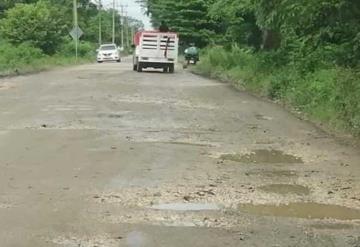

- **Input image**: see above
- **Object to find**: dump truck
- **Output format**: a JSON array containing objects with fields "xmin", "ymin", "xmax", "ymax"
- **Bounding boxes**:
[{"xmin": 133, "ymin": 31, "xmax": 179, "ymax": 73}]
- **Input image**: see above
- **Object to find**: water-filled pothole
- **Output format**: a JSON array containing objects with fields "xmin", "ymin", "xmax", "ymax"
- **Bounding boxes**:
[
  {"xmin": 151, "ymin": 203, "xmax": 220, "ymax": 211},
  {"xmin": 220, "ymin": 150, "xmax": 303, "ymax": 164},
  {"xmin": 239, "ymin": 203, "xmax": 360, "ymax": 220},
  {"xmin": 258, "ymin": 184, "xmax": 310, "ymax": 196}
]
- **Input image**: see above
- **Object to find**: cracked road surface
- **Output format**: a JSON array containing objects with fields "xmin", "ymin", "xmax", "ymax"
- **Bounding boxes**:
[{"xmin": 1, "ymin": 58, "xmax": 360, "ymax": 246}]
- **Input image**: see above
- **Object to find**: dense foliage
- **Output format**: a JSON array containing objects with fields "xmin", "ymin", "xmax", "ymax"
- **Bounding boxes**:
[
  {"xmin": 0, "ymin": 0, "xmax": 143, "ymax": 75},
  {"xmin": 140, "ymin": 0, "xmax": 360, "ymax": 135}
]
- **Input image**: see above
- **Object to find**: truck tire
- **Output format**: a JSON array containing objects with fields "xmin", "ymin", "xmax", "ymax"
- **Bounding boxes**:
[
  {"xmin": 169, "ymin": 64, "xmax": 175, "ymax": 73},
  {"xmin": 137, "ymin": 62, "xmax": 143, "ymax": 72},
  {"xmin": 163, "ymin": 67, "xmax": 168, "ymax": 73},
  {"xmin": 133, "ymin": 64, "xmax": 137, "ymax": 71}
]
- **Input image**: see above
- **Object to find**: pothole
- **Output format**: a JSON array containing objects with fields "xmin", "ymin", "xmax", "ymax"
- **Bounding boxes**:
[
  {"xmin": 258, "ymin": 184, "xmax": 310, "ymax": 196},
  {"xmin": 0, "ymin": 82, "xmax": 16, "ymax": 90},
  {"xmin": 255, "ymin": 114, "xmax": 273, "ymax": 121},
  {"xmin": 239, "ymin": 203, "xmax": 360, "ymax": 220},
  {"xmin": 0, "ymin": 203, "xmax": 12, "ymax": 209},
  {"xmin": 97, "ymin": 112, "xmax": 130, "ymax": 119},
  {"xmin": 247, "ymin": 170, "xmax": 298, "ymax": 177},
  {"xmin": 156, "ymin": 141, "xmax": 215, "ymax": 147},
  {"xmin": 220, "ymin": 150, "xmax": 303, "ymax": 164},
  {"xmin": 51, "ymin": 234, "xmax": 122, "ymax": 247},
  {"xmin": 150, "ymin": 203, "xmax": 221, "ymax": 211},
  {"xmin": 310, "ymin": 223, "xmax": 355, "ymax": 230}
]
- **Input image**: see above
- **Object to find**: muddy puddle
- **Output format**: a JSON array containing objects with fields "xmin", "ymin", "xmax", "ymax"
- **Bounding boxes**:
[
  {"xmin": 220, "ymin": 149, "xmax": 303, "ymax": 164},
  {"xmin": 258, "ymin": 184, "xmax": 310, "ymax": 196},
  {"xmin": 239, "ymin": 203, "xmax": 360, "ymax": 220},
  {"xmin": 151, "ymin": 203, "xmax": 220, "ymax": 211}
]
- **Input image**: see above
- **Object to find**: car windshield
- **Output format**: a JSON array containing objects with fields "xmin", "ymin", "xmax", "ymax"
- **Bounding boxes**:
[{"xmin": 100, "ymin": 45, "xmax": 116, "ymax": 51}]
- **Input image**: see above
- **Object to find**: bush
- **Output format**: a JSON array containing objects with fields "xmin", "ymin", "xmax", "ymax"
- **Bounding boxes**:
[
  {"xmin": 0, "ymin": 41, "xmax": 45, "ymax": 71},
  {"xmin": 0, "ymin": 1, "xmax": 67, "ymax": 54},
  {"xmin": 58, "ymin": 39, "xmax": 95, "ymax": 58}
]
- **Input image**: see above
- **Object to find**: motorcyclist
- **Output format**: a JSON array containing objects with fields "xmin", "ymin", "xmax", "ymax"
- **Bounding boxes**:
[{"xmin": 184, "ymin": 43, "xmax": 199, "ymax": 65}]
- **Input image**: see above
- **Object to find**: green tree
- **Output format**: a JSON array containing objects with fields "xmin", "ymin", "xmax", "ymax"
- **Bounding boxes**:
[{"xmin": 0, "ymin": 1, "xmax": 67, "ymax": 54}]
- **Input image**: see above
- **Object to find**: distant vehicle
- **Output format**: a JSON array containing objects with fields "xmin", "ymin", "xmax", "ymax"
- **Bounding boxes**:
[
  {"xmin": 184, "ymin": 46, "xmax": 199, "ymax": 65},
  {"xmin": 96, "ymin": 44, "xmax": 121, "ymax": 63},
  {"xmin": 133, "ymin": 31, "xmax": 179, "ymax": 73}
]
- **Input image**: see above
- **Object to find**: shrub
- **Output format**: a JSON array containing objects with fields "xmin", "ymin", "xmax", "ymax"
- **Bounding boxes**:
[
  {"xmin": 58, "ymin": 39, "xmax": 95, "ymax": 58},
  {"xmin": 0, "ymin": 41, "xmax": 44, "ymax": 71},
  {"xmin": 0, "ymin": 1, "xmax": 67, "ymax": 54}
]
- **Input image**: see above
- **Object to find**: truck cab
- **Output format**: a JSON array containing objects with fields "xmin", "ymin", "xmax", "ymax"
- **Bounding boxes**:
[{"xmin": 133, "ymin": 31, "xmax": 179, "ymax": 73}]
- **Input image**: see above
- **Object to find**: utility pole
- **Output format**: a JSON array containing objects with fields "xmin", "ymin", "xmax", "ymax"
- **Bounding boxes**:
[
  {"xmin": 120, "ymin": 4, "xmax": 128, "ymax": 49},
  {"xmin": 98, "ymin": 0, "xmax": 102, "ymax": 45},
  {"xmin": 73, "ymin": 0, "xmax": 78, "ymax": 61},
  {"xmin": 112, "ymin": 0, "xmax": 116, "ymax": 44},
  {"xmin": 125, "ymin": 11, "xmax": 129, "ymax": 48}
]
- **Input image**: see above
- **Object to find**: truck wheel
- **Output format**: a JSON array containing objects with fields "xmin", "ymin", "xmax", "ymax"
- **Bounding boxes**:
[
  {"xmin": 137, "ymin": 62, "xmax": 143, "ymax": 72},
  {"xmin": 163, "ymin": 67, "xmax": 168, "ymax": 73},
  {"xmin": 169, "ymin": 64, "xmax": 175, "ymax": 73},
  {"xmin": 133, "ymin": 64, "xmax": 137, "ymax": 71}
]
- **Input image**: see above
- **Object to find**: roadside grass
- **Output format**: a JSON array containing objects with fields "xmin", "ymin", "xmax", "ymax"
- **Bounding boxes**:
[
  {"xmin": 194, "ymin": 46, "xmax": 360, "ymax": 137},
  {"xmin": 0, "ymin": 41, "xmax": 95, "ymax": 77}
]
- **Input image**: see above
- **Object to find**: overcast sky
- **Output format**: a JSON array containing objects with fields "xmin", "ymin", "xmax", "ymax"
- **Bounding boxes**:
[{"xmin": 102, "ymin": 0, "xmax": 152, "ymax": 29}]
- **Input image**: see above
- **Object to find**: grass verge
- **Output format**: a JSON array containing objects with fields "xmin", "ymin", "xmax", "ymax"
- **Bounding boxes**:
[
  {"xmin": 0, "ymin": 41, "xmax": 95, "ymax": 77},
  {"xmin": 194, "ymin": 46, "xmax": 360, "ymax": 137}
]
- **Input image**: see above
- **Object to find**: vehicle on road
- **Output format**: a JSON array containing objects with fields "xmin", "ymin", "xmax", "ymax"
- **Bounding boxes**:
[
  {"xmin": 96, "ymin": 44, "xmax": 121, "ymax": 63},
  {"xmin": 184, "ymin": 45, "xmax": 199, "ymax": 65},
  {"xmin": 133, "ymin": 31, "xmax": 179, "ymax": 73}
]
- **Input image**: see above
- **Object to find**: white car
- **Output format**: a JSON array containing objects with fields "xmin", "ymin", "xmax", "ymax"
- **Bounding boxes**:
[{"xmin": 97, "ymin": 44, "xmax": 121, "ymax": 63}]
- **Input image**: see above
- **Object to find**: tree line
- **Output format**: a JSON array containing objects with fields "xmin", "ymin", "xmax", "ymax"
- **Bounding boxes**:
[
  {"xmin": 140, "ymin": 0, "xmax": 360, "ymax": 67},
  {"xmin": 0, "ymin": 0, "xmax": 144, "ymax": 55}
]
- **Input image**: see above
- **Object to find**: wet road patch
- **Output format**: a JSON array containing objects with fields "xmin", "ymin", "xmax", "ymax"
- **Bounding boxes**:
[
  {"xmin": 220, "ymin": 150, "xmax": 303, "ymax": 164},
  {"xmin": 239, "ymin": 203, "xmax": 360, "ymax": 220},
  {"xmin": 258, "ymin": 184, "xmax": 310, "ymax": 196}
]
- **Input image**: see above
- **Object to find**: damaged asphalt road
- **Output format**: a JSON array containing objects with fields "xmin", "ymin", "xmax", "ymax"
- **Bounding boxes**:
[{"xmin": 0, "ymin": 58, "xmax": 360, "ymax": 246}]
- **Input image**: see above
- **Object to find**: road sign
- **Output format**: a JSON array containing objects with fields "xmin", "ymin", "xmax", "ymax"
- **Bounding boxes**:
[{"xmin": 70, "ymin": 26, "xmax": 83, "ymax": 40}]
